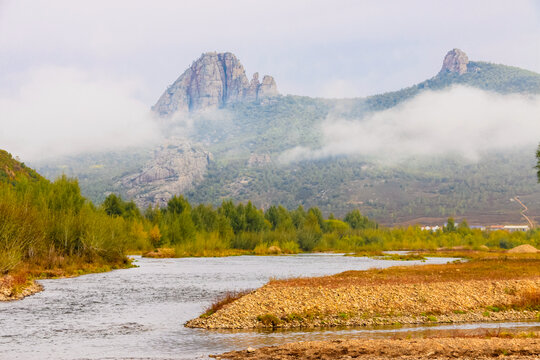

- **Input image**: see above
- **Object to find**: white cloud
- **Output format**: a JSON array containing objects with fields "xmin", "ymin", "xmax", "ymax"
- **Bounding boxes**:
[
  {"xmin": 0, "ymin": 67, "xmax": 161, "ymax": 161},
  {"xmin": 281, "ymin": 86, "xmax": 540, "ymax": 162}
]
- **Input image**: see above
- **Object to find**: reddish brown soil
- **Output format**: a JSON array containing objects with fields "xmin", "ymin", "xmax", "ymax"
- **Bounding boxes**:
[{"xmin": 213, "ymin": 335, "xmax": 540, "ymax": 359}]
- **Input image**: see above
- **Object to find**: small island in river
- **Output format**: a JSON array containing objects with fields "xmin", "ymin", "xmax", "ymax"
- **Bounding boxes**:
[{"xmin": 188, "ymin": 251, "xmax": 540, "ymax": 330}]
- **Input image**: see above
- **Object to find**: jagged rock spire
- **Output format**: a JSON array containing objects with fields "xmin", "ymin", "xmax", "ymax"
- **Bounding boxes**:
[
  {"xmin": 440, "ymin": 48, "xmax": 469, "ymax": 75},
  {"xmin": 152, "ymin": 52, "xmax": 278, "ymax": 116}
]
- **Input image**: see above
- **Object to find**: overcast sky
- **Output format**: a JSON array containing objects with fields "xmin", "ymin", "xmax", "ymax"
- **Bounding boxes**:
[
  {"xmin": 1, "ymin": 1, "xmax": 540, "ymax": 161},
  {"xmin": 1, "ymin": 0, "xmax": 539, "ymax": 102}
]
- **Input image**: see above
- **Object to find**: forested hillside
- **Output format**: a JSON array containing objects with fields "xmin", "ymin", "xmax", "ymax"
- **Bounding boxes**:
[
  {"xmin": 32, "ymin": 50, "xmax": 540, "ymax": 226},
  {"xmin": 3, "ymin": 148, "xmax": 540, "ymax": 295}
]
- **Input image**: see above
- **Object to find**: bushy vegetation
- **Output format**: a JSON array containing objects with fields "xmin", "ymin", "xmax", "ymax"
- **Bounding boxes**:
[
  {"xmin": 0, "ymin": 150, "xmax": 135, "ymax": 278},
  {"xmin": 112, "ymin": 193, "xmax": 539, "ymax": 257},
  {"xmin": 139, "ymin": 196, "xmax": 378, "ymax": 256},
  {"xmin": 2, "ymin": 147, "xmax": 539, "ymax": 288}
]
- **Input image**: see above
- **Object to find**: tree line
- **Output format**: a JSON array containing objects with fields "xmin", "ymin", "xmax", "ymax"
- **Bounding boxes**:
[{"xmin": 2, "ymin": 145, "xmax": 539, "ymax": 277}]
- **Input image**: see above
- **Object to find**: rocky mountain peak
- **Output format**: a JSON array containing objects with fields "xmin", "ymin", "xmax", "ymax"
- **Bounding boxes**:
[
  {"xmin": 152, "ymin": 52, "xmax": 279, "ymax": 116},
  {"xmin": 440, "ymin": 48, "xmax": 469, "ymax": 75}
]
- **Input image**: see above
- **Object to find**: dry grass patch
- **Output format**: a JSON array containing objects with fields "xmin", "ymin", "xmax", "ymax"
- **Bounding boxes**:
[
  {"xmin": 143, "ymin": 248, "xmax": 176, "ymax": 258},
  {"xmin": 201, "ymin": 289, "xmax": 253, "ymax": 318},
  {"xmin": 1, "ymin": 256, "xmax": 133, "ymax": 300},
  {"xmin": 269, "ymin": 255, "xmax": 540, "ymax": 288},
  {"xmin": 512, "ymin": 286, "xmax": 540, "ymax": 311}
]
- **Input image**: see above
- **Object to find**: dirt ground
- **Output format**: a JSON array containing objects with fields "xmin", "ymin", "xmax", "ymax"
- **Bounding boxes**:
[{"xmin": 212, "ymin": 335, "xmax": 540, "ymax": 359}]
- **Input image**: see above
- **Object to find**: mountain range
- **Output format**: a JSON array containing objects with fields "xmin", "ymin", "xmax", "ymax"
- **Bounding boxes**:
[{"xmin": 34, "ymin": 49, "xmax": 540, "ymax": 226}]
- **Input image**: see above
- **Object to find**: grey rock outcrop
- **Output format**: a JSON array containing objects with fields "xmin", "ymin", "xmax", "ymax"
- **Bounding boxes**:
[
  {"xmin": 119, "ymin": 140, "xmax": 212, "ymax": 208},
  {"xmin": 247, "ymin": 153, "xmax": 272, "ymax": 167},
  {"xmin": 440, "ymin": 49, "xmax": 469, "ymax": 75},
  {"xmin": 259, "ymin": 75, "xmax": 279, "ymax": 97},
  {"xmin": 152, "ymin": 52, "xmax": 279, "ymax": 116}
]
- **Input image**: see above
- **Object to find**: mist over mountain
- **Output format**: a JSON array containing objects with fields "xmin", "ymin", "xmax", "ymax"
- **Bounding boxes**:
[{"xmin": 34, "ymin": 49, "xmax": 540, "ymax": 225}]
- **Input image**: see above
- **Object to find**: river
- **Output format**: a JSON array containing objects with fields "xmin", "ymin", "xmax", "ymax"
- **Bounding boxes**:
[{"xmin": 0, "ymin": 254, "xmax": 538, "ymax": 359}]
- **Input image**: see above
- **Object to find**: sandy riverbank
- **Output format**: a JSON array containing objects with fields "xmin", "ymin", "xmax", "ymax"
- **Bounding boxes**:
[{"xmin": 212, "ymin": 335, "xmax": 540, "ymax": 359}]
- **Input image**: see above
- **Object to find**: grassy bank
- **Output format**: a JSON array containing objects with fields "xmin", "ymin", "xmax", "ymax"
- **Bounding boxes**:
[
  {"xmin": 187, "ymin": 253, "xmax": 540, "ymax": 329},
  {"xmin": 0, "ymin": 256, "xmax": 133, "ymax": 301},
  {"xmin": 0, "ymin": 150, "xmax": 138, "ymax": 301}
]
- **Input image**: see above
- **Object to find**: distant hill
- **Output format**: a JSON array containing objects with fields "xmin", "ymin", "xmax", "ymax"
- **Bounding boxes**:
[
  {"xmin": 330, "ymin": 48, "xmax": 540, "ymax": 119},
  {"xmin": 34, "ymin": 49, "xmax": 540, "ymax": 226},
  {"xmin": 0, "ymin": 150, "xmax": 43, "ymax": 184}
]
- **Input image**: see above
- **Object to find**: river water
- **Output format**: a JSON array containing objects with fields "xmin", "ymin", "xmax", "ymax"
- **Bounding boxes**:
[{"xmin": 0, "ymin": 254, "xmax": 538, "ymax": 359}]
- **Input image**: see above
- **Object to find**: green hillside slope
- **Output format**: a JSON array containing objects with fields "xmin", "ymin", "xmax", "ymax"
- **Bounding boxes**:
[
  {"xmin": 32, "ymin": 54, "xmax": 540, "ymax": 226},
  {"xmin": 0, "ymin": 150, "xmax": 43, "ymax": 184}
]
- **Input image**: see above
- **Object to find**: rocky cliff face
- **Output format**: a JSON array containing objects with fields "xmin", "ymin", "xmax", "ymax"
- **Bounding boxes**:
[
  {"xmin": 152, "ymin": 52, "xmax": 278, "ymax": 116},
  {"xmin": 247, "ymin": 153, "xmax": 272, "ymax": 167},
  {"xmin": 119, "ymin": 140, "xmax": 212, "ymax": 207},
  {"xmin": 440, "ymin": 48, "xmax": 469, "ymax": 75}
]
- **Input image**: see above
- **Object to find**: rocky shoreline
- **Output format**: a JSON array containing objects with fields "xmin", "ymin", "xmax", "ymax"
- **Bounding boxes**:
[
  {"xmin": 212, "ymin": 335, "xmax": 540, "ymax": 359},
  {"xmin": 186, "ymin": 278, "xmax": 540, "ymax": 329},
  {"xmin": 0, "ymin": 277, "xmax": 42, "ymax": 301}
]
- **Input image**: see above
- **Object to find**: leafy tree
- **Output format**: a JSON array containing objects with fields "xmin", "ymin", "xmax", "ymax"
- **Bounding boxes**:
[
  {"xmin": 148, "ymin": 224, "xmax": 162, "ymax": 249},
  {"xmin": 123, "ymin": 201, "xmax": 141, "ymax": 219},
  {"xmin": 192, "ymin": 204, "xmax": 218, "ymax": 232},
  {"xmin": 144, "ymin": 205, "xmax": 162, "ymax": 225},
  {"xmin": 264, "ymin": 205, "xmax": 280, "ymax": 230},
  {"xmin": 244, "ymin": 201, "xmax": 268, "ymax": 232},
  {"xmin": 444, "ymin": 217, "xmax": 457, "ymax": 232},
  {"xmin": 48, "ymin": 175, "xmax": 85, "ymax": 213},
  {"xmin": 458, "ymin": 219, "xmax": 469, "ymax": 230},
  {"xmin": 167, "ymin": 195, "xmax": 191, "ymax": 215},
  {"xmin": 103, "ymin": 194, "xmax": 124, "ymax": 217},
  {"xmin": 344, "ymin": 209, "xmax": 377, "ymax": 230},
  {"xmin": 308, "ymin": 207, "xmax": 325, "ymax": 232},
  {"xmin": 167, "ymin": 211, "xmax": 196, "ymax": 244},
  {"xmin": 291, "ymin": 205, "xmax": 306, "ymax": 229},
  {"xmin": 217, "ymin": 214, "xmax": 234, "ymax": 242},
  {"xmin": 325, "ymin": 219, "xmax": 349, "ymax": 237},
  {"xmin": 218, "ymin": 200, "xmax": 245, "ymax": 234},
  {"xmin": 297, "ymin": 211, "xmax": 322, "ymax": 251}
]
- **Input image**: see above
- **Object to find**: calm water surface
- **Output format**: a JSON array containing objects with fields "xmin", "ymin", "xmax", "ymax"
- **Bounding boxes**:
[{"xmin": 0, "ymin": 254, "xmax": 537, "ymax": 359}]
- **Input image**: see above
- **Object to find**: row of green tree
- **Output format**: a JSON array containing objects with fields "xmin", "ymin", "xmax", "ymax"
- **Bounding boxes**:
[
  {"xmin": 103, "ymin": 193, "xmax": 378, "ymax": 256},
  {"xmin": 2, "ymin": 144, "xmax": 539, "ymax": 275},
  {"xmin": 103, "ymin": 193, "xmax": 540, "ymax": 257}
]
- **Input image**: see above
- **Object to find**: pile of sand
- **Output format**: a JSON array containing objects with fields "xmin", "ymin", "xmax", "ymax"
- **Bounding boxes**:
[{"xmin": 508, "ymin": 244, "xmax": 539, "ymax": 254}]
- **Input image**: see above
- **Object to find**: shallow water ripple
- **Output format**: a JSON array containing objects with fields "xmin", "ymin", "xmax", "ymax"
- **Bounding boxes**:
[{"xmin": 0, "ymin": 254, "xmax": 537, "ymax": 359}]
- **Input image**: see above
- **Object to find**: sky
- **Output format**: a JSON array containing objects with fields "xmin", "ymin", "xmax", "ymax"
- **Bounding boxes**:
[
  {"xmin": 1, "ymin": 0, "xmax": 539, "ymax": 101},
  {"xmin": 0, "ymin": 0, "xmax": 539, "ymax": 161}
]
